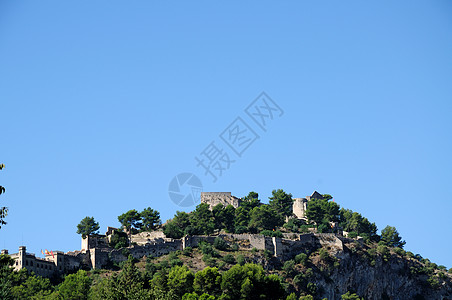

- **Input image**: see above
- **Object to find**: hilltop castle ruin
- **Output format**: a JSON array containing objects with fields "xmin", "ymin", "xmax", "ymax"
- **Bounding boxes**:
[
  {"xmin": 201, "ymin": 190, "xmax": 324, "ymax": 220},
  {"xmin": 3, "ymin": 190, "xmax": 333, "ymax": 278}
]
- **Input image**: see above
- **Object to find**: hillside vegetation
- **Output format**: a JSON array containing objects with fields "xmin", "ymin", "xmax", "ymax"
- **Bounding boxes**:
[{"xmin": 1, "ymin": 190, "xmax": 451, "ymax": 299}]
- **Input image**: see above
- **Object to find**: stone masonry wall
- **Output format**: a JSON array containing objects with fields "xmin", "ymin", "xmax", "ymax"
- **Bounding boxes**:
[
  {"xmin": 181, "ymin": 233, "xmax": 342, "ymax": 260},
  {"xmin": 201, "ymin": 192, "xmax": 241, "ymax": 209}
]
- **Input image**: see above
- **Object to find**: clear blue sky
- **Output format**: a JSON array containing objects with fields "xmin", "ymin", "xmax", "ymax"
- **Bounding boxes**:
[{"xmin": 1, "ymin": 1, "xmax": 451, "ymax": 267}]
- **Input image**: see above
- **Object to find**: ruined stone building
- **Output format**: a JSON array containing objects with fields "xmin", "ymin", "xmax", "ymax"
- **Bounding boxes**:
[{"xmin": 201, "ymin": 192, "xmax": 241, "ymax": 209}]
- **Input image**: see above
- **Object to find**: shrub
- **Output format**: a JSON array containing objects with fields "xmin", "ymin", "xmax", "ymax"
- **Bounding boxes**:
[
  {"xmin": 236, "ymin": 254, "xmax": 245, "ymax": 266},
  {"xmin": 222, "ymin": 254, "xmax": 236, "ymax": 264},
  {"xmin": 218, "ymin": 261, "xmax": 226, "ymax": 270},
  {"xmin": 183, "ymin": 247, "xmax": 193, "ymax": 256},
  {"xmin": 438, "ymin": 265, "xmax": 447, "ymax": 271},
  {"xmin": 199, "ymin": 241, "xmax": 219, "ymax": 257},
  {"xmin": 300, "ymin": 225, "xmax": 310, "ymax": 233},
  {"xmin": 145, "ymin": 262, "xmax": 157, "ymax": 278},
  {"xmin": 213, "ymin": 237, "xmax": 228, "ymax": 251},
  {"xmin": 231, "ymin": 243, "xmax": 239, "ymax": 251},
  {"xmin": 427, "ymin": 275, "xmax": 440, "ymax": 289},
  {"xmin": 202, "ymin": 254, "xmax": 217, "ymax": 267},
  {"xmin": 283, "ymin": 260, "xmax": 296, "ymax": 277},
  {"xmin": 284, "ymin": 218, "xmax": 303, "ymax": 232},
  {"xmin": 260, "ymin": 230, "xmax": 273, "ymax": 237},
  {"xmin": 377, "ymin": 245, "xmax": 390, "ymax": 261},
  {"xmin": 405, "ymin": 251, "xmax": 415, "ymax": 259},
  {"xmin": 319, "ymin": 248, "xmax": 330, "ymax": 261},
  {"xmin": 121, "ymin": 248, "xmax": 130, "ymax": 258},
  {"xmin": 158, "ymin": 259, "xmax": 169, "ymax": 269},
  {"xmin": 109, "ymin": 231, "xmax": 129, "ymax": 249},
  {"xmin": 341, "ymin": 291, "xmax": 363, "ymax": 299},
  {"xmin": 295, "ymin": 253, "xmax": 309, "ymax": 266},
  {"xmin": 263, "ymin": 249, "xmax": 273, "ymax": 259},
  {"xmin": 235, "ymin": 225, "xmax": 247, "ymax": 234},
  {"xmin": 286, "ymin": 292, "xmax": 297, "ymax": 300},
  {"xmin": 273, "ymin": 230, "xmax": 283, "ymax": 238},
  {"xmin": 317, "ymin": 223, "xmax": 329, "ymax": 233},
  {"xmin": 348, "ymin": 231, "xmax": 358, "ymax": 238},
  {"xmin": 260, "ymin": 230, "xmax": 283, "ymax": 237},
  {"xmin": 169, "ymin": 258, "xmax": 183, "ymax": 267},
  {"xmin": 168, "ymin": 251, "xmax": 179, "ymax": 260},
  {"xmin": 393, "ymin": 247, "xmax": 405, "ymax": 256},
  {"xmin": 307, "ymin": 282, "xmax": 317, "ymax": 295}
]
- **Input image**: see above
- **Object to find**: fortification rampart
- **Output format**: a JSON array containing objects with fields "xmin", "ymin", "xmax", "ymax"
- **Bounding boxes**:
[{"xmin": 181, "ymin": 233, "xmax": 343, "ymax": 260}]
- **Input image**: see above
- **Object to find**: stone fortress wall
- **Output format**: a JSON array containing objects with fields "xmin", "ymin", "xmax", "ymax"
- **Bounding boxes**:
[{"xmin": 5, "ymin": 191, "xmax": 339, "ymax": 276}]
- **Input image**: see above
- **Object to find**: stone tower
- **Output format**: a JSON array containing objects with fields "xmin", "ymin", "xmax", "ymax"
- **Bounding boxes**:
[
  {"xmin": 293, "ymin": 198, "xmax": 308, "ymax": 219},
  {"xmin": 292, "ymin": 191, "xmax": 324, "ymax": 219}
]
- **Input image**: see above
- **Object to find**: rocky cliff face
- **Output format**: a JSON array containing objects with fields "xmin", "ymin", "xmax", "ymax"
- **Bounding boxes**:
[{"xmin": 302, "ymin": 240, "xmax": 452, "ymax": 300}]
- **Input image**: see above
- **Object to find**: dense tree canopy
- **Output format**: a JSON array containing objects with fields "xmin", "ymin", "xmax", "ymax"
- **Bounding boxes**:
[
  {"xmin": 339, "ymin": 209, "xmax": 378, "ymax": 241},
  {"xmin": 118, "ymin": 209, "xmax": 142, "ymax": 233},
  {"xmin": 268, "ymin": 189, "xmax": 293, "ymax": 218},
  {"xmin": 140, "ymin": 207, "xmax": 161, "ymax": 231},
  {"xmin": 305, "ymin": 197, "xmax": 340, "ymax": 226},
  {"xmin": 248, "ymin": 205, "xmax": 283, "ymax": 233},
  {"xmin": 163, "ymin": 211, "xmax": 191, "ymax": 239}
]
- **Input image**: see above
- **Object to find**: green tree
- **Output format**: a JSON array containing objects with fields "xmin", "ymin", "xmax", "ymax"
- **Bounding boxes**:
[
  {"xmin": 339, "ymin": 209, "xmax": 378, "ymax": 241},
  {"xmin": 306, "ymin": 197, "xmax": 340, "ymax": 227},
  {"xmin": 248, "ymin": 205, "xmax": 283, "ymax": 233},
  {"xmin": 0, "ymin": 164, "xmax": 7, "ymax": 229},
  {"xmin": 268, "ymin": 189, "xmax": 293, "ymax": 218},
  {"xmin": 193, "ymin": 266, "xmax": 222, "ymax": 296},
  {"xmin": 189, "ymin": 203, "xmax": 215, "ymax": 235},
  {"xmin": 0, "ymin": 254, "xmax": 16, "ymax": 300},
  {"xmin": 109, "ymin": 256, "xmax": 150, "ymax": 299},
  {"xmin": 58, "ymin": 270, "xmax": 92, "ymax": 300},
  {"xmin": 234, "ymin": 207, "xmax": 250, "ymax": 234},
  {"xmin": 241, "ymin": 191, "xmax": 261, "ymax": 211},
  {"xmin": 212, "ymin": 204, "xmax": 226, "ymax": 231},
  {"xmin": 11, "ymin": 274, "xmax": 53, "ymax": 299},
  {"xmin": 305, "ymin": 200, "xmax": 324, "ymax": 226},
  {"xmin": 220, "ymin": 263, "xmax": 284, "ymax": 300},
  {"xmin": 380, "ymin": 225, "xmax": 406, "ymax": 248},
  {"xmin": 167, "ymin": 265, "xmax": 194, "ymax": 297},
  {"xmin": 76, "ymin": 216, "xmax": 100, "ymax": 239},
  {"xmin": 109, "ymin": 231, "xmax": 129, "ymax": 249},
  {"xmin": 212, "ymin": 204, "xmax": 235, "ymax": 233},
  {"xmin": 118, "ymin": 209, "xmax": 142, "ymax": 234},
  {"xmin": 163, "ymin": 211, "xmax": 190, "ymax": 239},
  {"xmin": 140, "ymin": 207, "xmax": 161, "ymax": 231}
]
